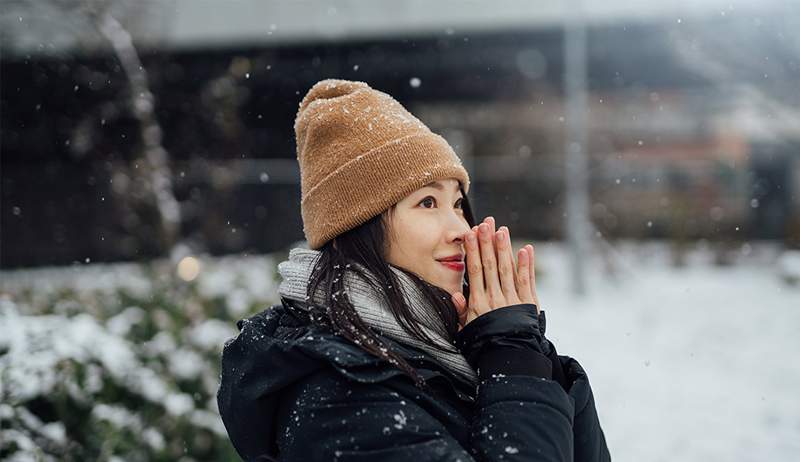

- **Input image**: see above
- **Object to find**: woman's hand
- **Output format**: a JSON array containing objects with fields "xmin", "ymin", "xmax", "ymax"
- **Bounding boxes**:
[{"xmin": 452, "ymin": 217, "xmax": 540, "ymax": 330}]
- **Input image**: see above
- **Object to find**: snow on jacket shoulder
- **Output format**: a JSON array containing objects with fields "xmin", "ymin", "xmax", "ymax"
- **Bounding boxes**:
[{"xmin": 216, "ymin": 299, "xmax": 611, "ymax": 462}]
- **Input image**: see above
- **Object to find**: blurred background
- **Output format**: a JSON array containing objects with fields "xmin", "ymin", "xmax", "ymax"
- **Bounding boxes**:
[{"xmin": 1, "ymin": 0, "xmax": 799, "ymax": 460}]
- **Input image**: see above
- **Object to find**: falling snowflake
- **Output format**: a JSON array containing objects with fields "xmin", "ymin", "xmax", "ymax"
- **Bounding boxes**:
[{"xmin": 393, "ymin": 410, "xmax": 407, "ymax": 429}]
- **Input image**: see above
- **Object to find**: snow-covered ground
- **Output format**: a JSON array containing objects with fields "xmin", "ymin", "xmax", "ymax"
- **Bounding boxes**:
[
  {"xmin": 526, "ymin": 240, "xmax": 800, "ymax": 462},
  {"xmin": 2, "ymin": 240, "xmax": 798, "ymax": 460}
]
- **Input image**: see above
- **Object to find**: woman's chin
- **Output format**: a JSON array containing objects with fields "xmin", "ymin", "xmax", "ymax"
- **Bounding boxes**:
[
  {"xmin": 430, "ymin": 279, "xmax": 459, "ymax": 296},
  {"xmin": 420, "ymin": 267, "xmax": 463, "ymax": 296},
  {"xmin": 432, "ymin": 270, "xmax": 462, "ymax": 294},
  {"xmin": 442, "ymin": 282, "xmax": 462, "ymax": 297}
]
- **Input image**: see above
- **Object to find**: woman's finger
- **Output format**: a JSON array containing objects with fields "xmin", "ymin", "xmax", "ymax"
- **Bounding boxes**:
[
  {"xmin": 478, "ymin": 222, "xmax": 503, "ymax": 306},
  {"xmin": 464, "ymin": 229, "xmax": 486, "ymax": 307},
  {"xmin": 526, "ymin": 245, "xmax": 540, "ymax": 310},
  {"xmin": 451, "ymin": 292, "xmax": 467, "ymax": 330},
  {"xmin": 495, "ymin": 226, "xmax": 520, "ymax": 304},
  {"xmin": 516, "ymin": 247, "xmax": 535, "ymax": 304}
]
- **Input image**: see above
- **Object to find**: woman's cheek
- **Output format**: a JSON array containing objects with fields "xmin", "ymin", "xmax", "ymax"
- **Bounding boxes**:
[{"xmin": 414, "ymin": 224, "xmax": 435, "ymax": 244}]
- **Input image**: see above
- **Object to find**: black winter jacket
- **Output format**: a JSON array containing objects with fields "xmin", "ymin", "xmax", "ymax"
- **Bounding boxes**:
[{"xmin": 217, "ymin": 298, "xmax": 611, "ymax": 461}]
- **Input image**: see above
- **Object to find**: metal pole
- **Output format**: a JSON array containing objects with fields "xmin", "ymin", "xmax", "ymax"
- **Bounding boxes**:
[{"xmin": 564, "ymin": 0, "xmax": 590, "ymax": 296}]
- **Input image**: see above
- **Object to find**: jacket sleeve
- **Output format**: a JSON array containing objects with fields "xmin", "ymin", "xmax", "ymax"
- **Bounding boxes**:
[
  {"xmin": 456, "ymin": 304, "xmax": 576, "ymax": 461},
  {"xmin": 456, "ymin": 304, "xmax": 611, "ymax": 461}
]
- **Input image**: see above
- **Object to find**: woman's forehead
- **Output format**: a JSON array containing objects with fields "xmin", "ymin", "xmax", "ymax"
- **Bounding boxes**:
[{"xmin": 421, "ymin": 179, "xmax": 461, "ymax": 192}]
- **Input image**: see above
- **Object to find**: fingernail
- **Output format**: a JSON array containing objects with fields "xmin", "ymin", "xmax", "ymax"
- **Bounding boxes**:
[
  {"xmin": 467, "ymin": 231, "xmax": 476, "ymax": 242},
  {"xmin": 479, "ymin": 223, "xmax": 488, "ymax": 234}
]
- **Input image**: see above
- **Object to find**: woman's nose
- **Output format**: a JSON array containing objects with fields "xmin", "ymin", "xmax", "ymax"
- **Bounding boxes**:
[{"xmin": 447, "ymin": 216, "xmax": 470, "ymax": 243}]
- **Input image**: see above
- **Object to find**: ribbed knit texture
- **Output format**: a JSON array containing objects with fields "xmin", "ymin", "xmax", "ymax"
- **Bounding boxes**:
[
  {"xmin": 294, "ymin": 79, "xmax": 470, "ymax": 249},
  {"xmin": 277, "ymin": 247, "xmax": 479, "ymax": 388}
]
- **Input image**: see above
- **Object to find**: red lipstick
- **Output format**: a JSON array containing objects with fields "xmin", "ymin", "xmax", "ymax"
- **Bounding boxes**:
[
  {"xmin": 436, "ymin": 254, "xmax": 465, "ymax": 272},
  {"xmin": 439, "ymin": 261, "xmax": 465, "ymax": 271}
]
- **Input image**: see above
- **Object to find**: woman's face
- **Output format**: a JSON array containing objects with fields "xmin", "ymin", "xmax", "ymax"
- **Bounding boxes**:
[{"xmin": 385, "ymin": 178, "xmax": 470, "ymax": 295}]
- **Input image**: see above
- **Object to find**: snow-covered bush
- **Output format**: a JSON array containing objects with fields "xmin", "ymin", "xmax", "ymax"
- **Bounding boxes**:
[{"xmin": 0, "ymin": 255, "xmax": 281, "ymax": 461}]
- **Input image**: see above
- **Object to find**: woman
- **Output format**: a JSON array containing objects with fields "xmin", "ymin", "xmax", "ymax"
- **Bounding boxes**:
[{"xmin": 217, "ymin": 79, "xmax": 611, "ymax": 461}]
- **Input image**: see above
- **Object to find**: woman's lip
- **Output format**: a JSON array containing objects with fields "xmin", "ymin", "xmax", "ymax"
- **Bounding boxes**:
[{"xmin": 439, "ymin": 261, "xmax": 465, "ymax": 271}]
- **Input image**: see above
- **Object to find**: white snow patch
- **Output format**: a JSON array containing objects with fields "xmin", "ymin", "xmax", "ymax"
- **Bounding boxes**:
[{"xmin": 528, "ymin": 240, "xmax": 800, "ymax": 462}]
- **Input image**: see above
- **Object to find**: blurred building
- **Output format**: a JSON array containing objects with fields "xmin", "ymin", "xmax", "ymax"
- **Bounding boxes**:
[{"xmin": 2, "ymin": 0, "xmax": 799, "ymax": 267}]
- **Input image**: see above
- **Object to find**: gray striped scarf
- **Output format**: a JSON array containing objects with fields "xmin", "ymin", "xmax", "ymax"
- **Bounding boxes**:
[{"xmin": 277, "ymin": 247, "xmax": 479, "ymax": 387}]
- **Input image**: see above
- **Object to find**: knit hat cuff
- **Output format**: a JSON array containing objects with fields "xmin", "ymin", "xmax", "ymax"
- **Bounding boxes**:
[{"xmin": 301, "ymin": 132, "xmax": 470, "ymax": 249}]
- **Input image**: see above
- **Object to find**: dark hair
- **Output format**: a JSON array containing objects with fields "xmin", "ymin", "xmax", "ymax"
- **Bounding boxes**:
[{"xmin": 299, "ymin": 185, "xmax": 476, "ymax": 390}]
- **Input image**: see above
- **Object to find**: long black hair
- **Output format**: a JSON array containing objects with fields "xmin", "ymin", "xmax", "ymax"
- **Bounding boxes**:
[{"xmin": 297, "ymin": 185, "xmax": 476, "ymax": 390}]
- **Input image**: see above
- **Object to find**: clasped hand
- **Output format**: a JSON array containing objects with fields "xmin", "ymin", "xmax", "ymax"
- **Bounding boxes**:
[{"xmin": 452, "ymin": 217, "xmax": 541, "ymax": 330}]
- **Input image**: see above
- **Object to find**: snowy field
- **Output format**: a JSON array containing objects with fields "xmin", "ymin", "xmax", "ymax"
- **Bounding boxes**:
[
  {"xmin": 526, "ymin": 240, "xmax": 800, "ymax": 462},
  {"xmin": 1, "ymin": 240, "xmax": 798, "ymax": 461}
]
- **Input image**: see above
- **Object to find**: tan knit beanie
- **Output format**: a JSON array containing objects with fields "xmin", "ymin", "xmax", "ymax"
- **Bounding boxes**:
[{"xmin": 294, "ymin": 79, "xmax": 471, "ymax": 250}]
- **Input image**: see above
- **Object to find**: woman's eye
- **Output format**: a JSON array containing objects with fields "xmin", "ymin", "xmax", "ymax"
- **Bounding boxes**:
[
  {"xmin": 419, "ymin": 196, "xmax": 463, "ymax": 209},
  {"xmin": 419, "ymin": 196, "xmax": 436, "ymax": 208}
]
